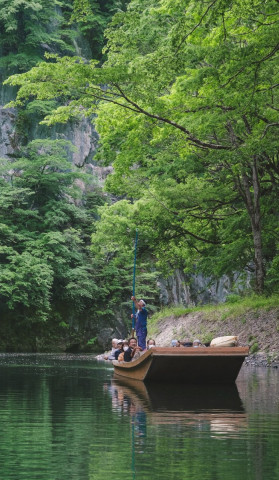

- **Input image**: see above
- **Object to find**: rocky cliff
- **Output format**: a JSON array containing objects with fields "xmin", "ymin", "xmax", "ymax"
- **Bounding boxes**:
[{"xmin": 158, "ymin": 269, "xmax": 252, "ymax": 307}]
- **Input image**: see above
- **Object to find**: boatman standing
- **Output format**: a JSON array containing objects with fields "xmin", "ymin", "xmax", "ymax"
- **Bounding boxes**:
[{"xmin": 131, "ymin": 296, "xmax": 148, "ymax": 351}]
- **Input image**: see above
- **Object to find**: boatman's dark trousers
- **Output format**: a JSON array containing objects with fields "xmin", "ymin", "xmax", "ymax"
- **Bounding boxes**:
[{"xmin": 136, "ymin": 328, "xmax": 147, "ymax": 351}]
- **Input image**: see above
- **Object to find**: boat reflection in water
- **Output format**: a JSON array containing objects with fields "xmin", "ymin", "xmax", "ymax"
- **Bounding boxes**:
[{"xmin": 105, "ymin": 376, "xmax": 247, "ymax": 437}]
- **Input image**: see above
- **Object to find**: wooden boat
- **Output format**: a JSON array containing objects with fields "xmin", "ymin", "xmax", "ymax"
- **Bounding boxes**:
[{"xmin": 113, "ymin": 346, "xmax": 249, "ymax": 384}]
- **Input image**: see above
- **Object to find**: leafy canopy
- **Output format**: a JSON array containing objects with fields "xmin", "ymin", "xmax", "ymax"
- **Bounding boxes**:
[{"xmin": 5, "ymin": 0, "xmax": 279, "ymax": 292}]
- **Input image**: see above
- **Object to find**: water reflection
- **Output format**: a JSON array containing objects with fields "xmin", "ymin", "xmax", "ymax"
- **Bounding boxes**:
[
  {"xmin": 106, "ymin": 378, "xmax": 247, "ymax": 438},
  {"xmin": 103, "ymin": 368, "xmax": 279, "ymax": 480},
  {"xmin": 0, "ymin": 355, "xmax": 278, "ymax": 480}
]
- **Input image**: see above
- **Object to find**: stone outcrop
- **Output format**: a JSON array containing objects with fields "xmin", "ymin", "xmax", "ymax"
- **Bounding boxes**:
[
  {"xmin": 0, "ymin": 107, "xmax": 17, "ymax": 158},
  {"xmin": 158, "ymin": 269, "xmax": 252, "ymax": 306}
]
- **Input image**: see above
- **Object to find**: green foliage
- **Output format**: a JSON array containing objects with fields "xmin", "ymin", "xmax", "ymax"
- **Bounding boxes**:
[
  {"xmin": 149, "ymin": 293, "xmax": 279, "ymax": 328},
  {"xmin": 87, "ymin": 336, "xmax": 97, "ymax": 345},
  {"xmin": 6, "ymin": 0, "xmax": 279, "ymax": 294},
  {"xmin": 0, "ymin": 0, "xmax": 154, "ymax": 347},
  {"xmin": 71, "ymin": 0, "xmax": 130, "ymax": 59},
  {"xmin": 90, "ymin": 210, "xmax": 160, "ymax": 330},
  {"xmin": 59, "ymin": 321, "xmax": 69, "ymax": 328},
  {"xmin": 265, "ymin": 249, "xmax": 279, "ymax": 292},
  {"xmin": 0, "ymin": 0, "xmax": 130, "ymax": 74},
  {"xmin": 0, "ymin": 247, "xmax": 53, "ymax": 321},
  {"xmin": 0, "ymin": 139, "xmax": 106, "ymax": 327},
  {"xmin": 225, "ymin": 294, "xmax": 242, "ymax": 305},
  {"xmin": 2, "ymin": 0, "xmax": 279, "ymax": 352},
  {"xmin": 250, "ymin": 341, "xmax": 259, "ymax": 354},
  {"xmin": 0, "ymin": 0, "xmax": 75, "ymax": 71}
]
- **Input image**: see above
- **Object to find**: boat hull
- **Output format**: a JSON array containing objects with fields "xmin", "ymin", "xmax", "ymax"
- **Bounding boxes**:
[{"xmin": 113, "ymin": 347, "xmax": 249, "ymax": 384}]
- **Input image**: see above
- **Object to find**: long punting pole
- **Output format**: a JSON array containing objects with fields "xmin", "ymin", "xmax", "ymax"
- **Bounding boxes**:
[{"xmin": 131, "ymin": 230, "xmax": 138, "ymax": 336}]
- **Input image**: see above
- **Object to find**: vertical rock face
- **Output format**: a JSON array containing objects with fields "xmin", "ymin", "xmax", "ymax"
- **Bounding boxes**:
[
  {"xmin": 0, "ymin": 102, "xmax": 107, "ymax": 182},
  {"xmin": 0, "ymin": 94, "xmax": 112, "ymax": 185},
  {"xmin": 158, "ymin": 270, "xmax": 252, "ymax": 306},
  {"xmin": 29, "ymin": 114, "xmax": 99, "ymax": 165},
  {"xmin": 158, "ymin": 270, "xmax": 193, "ymax": 306},
  {"xmin": 70, "ymin": 117, "xmax": 98, "ymax": 167},
  {"xmin": 0, "ymin": 107, "xmax": 17, "ymax": 158},
  {"xmin": 0, "ymin": 25, "xmax": 105, "ymax": 179},
  {"xmin": 0, "ymin": 78, "xmax": 18, "ymax": 159}
]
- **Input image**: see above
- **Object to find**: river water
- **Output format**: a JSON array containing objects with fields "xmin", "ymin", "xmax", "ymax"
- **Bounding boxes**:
[{"xmin": 0, "ymin": 354, "xmax": 278, "ymax": 480}]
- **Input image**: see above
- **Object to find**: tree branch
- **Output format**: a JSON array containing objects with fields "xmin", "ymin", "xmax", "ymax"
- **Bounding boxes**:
[
  {"xmin": 221, "ymin": 44, "xmax": 279, "ymax": 89},
  {"xmin": 242, "ymin": 115, "xmax": 252, "ymax": 134},
  {"xmin": 257, "ymin": 83, "xmax": 279, "ymax": 92},
  {"xmin": 261, "ymin": 122, "xmax": 279, "ymax": 138},
  {"xmin": 267, "ymin": 103, "xmax": 279, "ymax": 111},
  {"xmin": 112, "ymin": 83, "xmax": 229, "ymax": 150},
  {"xmin": 175, "ymin": 0, "xmax": 218, "ymax": 54},
  {"xmin": 255, "ymin": 42, "xmax": 279, "ymax": 64}
]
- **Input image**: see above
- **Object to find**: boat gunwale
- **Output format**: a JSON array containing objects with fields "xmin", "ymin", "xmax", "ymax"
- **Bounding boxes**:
[
  {"xmin": 112, "ymin": 348, "xmax": 152, "ymax": 369},
  {"xmin": 112, "ymin": 346, "xmax": 249, "ymax": 370},
  {"xmin": 152, "ymin": 346, "xmax": 249, "ymax": 357}
]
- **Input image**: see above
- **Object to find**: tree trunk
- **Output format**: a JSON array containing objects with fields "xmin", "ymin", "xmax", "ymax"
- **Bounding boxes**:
[{"xmin": 240, "ymin": 158, "xmax": 265, "ymax": 293}]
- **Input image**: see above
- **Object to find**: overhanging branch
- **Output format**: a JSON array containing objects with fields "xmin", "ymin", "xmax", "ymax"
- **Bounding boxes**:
[{"xmin": 110, "ymin": 83, "xmax": 230, "ymax": 150}]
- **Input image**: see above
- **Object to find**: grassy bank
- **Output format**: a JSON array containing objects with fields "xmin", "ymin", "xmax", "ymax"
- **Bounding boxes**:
[
  {"xmin": 150, "ymin": 293, "xmax": 279, "ymax": 325},
  {"xmin": 148, "ymin": 294, "xmax": 279, "ymax": 357}
]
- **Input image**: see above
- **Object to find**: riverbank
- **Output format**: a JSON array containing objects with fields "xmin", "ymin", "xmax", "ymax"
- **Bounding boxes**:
[{"xmin": 148, "ymin": 297, "xmax": 279, "ymax": 368}]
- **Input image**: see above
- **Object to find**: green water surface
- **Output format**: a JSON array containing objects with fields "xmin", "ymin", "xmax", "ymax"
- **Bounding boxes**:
[{"xmin": 0, "ymin": 354, "xmax": 278, "ymax": 480}]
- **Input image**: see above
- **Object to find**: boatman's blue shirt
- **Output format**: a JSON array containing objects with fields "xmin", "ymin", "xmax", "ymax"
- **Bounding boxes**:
[{"xmin": 136, "ymin": 307, "xmax": 148, "ymax": 330}]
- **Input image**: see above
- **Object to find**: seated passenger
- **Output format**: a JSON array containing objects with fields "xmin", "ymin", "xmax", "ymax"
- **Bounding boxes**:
[
  {"xmin": 117, "ymin": 351, "xmax": 125, "ymax": 362},
  {"xmin": 193, "ymin": 339, "xmax": 202, "ymax": 347},
  {"xmin": 147, "ymin": 339, "xmax": 156, "ymax": 349},
  {"xmin": 114, "ymin": 340, "xmax": 124, "ymax": 360},
  {"xmin": 124, "ymin": 338, "xmax": 142, "ymax": 362},
  {"xmin": 182, "ymin": 338, "xmax": 193, "ymax": 347},
  {"xmin": 104, "ymin": 338, "xmax": 119, "ymax": 360},
  {"xmin": 171, "ymin": 339, "xmax": 178, "ymax": 347}
]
